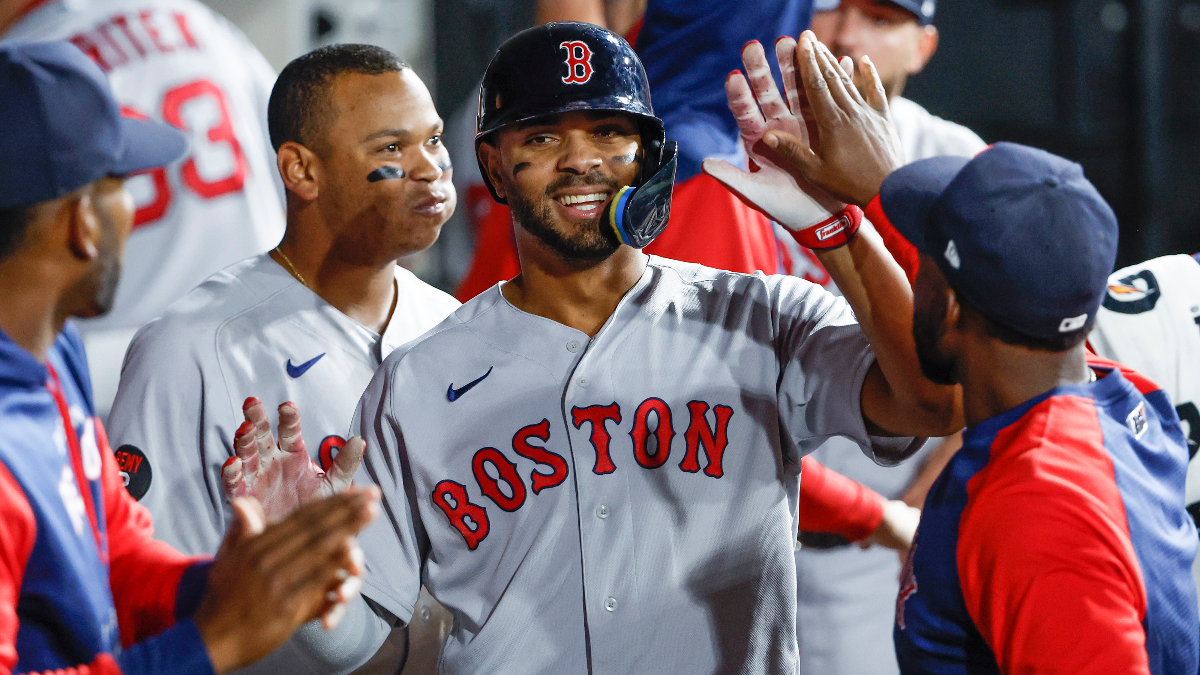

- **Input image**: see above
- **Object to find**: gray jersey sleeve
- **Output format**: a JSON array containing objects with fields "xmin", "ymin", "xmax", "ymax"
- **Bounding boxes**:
[
  {"xmin": 106, "ymin": 319, "xmax": 234, "ymax": 555},
  {"xmin": 350, "ymin": 358, "xmax": 426, "ymax": 624},
  {"xmin": 772, "ymin": 276, "xmax": 919, "ymax": 465}
]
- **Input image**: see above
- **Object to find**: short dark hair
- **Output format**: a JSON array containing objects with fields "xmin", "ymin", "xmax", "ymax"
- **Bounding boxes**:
[
  {"xmin": 0, "ymin": 204, "xmax": 35, "ymax": 261},
  {"xmin": 267, "ymin": 44, "xmax": 408, "ymax": 152}
]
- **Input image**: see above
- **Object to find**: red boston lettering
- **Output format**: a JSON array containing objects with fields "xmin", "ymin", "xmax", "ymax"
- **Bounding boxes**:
[
  {"xmin": 318, "ymin": 435, "xmax": 346, "ymax": 472},
  {"xmin": 680, "ymin": 401, "xmax": 734, "ymax": 478},
  {"xmin": 472, "ymin": 448, "xmax": 527, "ymax": 512},
  {"xmin": 560, "ymin": 40, "xmax": 595, "ymax": 84},
  {"xmin": 630, "ymin": 398, "xmax": 674, "ymax": 469},
  {"xmin": 512, "ymin": 419, "xmax": 569, "ymax": 494},
  {"xmin": 432, "ymin": 480, "xmax": 490, "ymax": 550},
  {"xmin": 571, "ymin": 404, "xmax": 622, "ymax": 474}
]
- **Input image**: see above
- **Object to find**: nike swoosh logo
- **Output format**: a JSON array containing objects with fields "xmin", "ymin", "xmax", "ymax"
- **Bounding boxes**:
[
  {"xmin": 447, "ymin": 366, "xmax": 493, "ymax": 402},
  {"xmin": 286, "ymin": 353, "xmax": 326, "ymax": 378}
]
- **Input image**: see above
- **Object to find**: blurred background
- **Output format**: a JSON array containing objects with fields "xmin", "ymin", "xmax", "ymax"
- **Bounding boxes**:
[{"xmin": 200, "ymin": 0, "xmax": 1200, "ymax": 289}]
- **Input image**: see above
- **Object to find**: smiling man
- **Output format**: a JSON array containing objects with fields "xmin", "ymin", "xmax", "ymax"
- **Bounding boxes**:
[
  {"xmin": 105, "ymin": 44, "xmax": 459, "ymax": 674},
  {"xmin": 221, "ymin": 23, "xmax": 965, "ymax": 675}
]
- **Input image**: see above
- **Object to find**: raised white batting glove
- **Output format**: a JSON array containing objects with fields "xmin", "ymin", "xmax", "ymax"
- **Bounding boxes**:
[
  {"xmin": 702, "ymin": 38, "xmax": 861, "ymax": 249},
  {"xmin": 222, "ymin": 397, "xmax": 364, "ymax": 522}
]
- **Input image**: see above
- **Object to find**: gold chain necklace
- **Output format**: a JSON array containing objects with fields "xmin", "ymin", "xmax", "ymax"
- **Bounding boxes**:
[{"xmin": 273, "ymin": 246, "xmax": 307, "ymax": 287}]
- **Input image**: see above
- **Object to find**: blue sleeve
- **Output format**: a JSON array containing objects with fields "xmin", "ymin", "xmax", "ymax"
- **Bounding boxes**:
[
  {"xmin": 636, "ymin": 0, "xmax": 812, "ymax": 181},
  {"xmin": 114, "ymin": 619, "xmax": 215, "ymax": 675}
]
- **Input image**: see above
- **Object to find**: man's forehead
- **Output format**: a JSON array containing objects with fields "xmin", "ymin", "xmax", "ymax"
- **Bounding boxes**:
[{"xmin": 817, "ymin": 0, "xmax": 926, "ymax": 20}]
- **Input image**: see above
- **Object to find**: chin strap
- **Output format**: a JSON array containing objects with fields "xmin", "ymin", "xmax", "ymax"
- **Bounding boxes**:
[{"xmin": 603, "ymin": 141, "xmax": 678, "ymax": 249}]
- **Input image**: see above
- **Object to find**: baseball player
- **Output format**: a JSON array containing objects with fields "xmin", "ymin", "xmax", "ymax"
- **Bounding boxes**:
[
  {"xmin": 222, "ymin": 22, "xmax": 962, "ymax": 675},
  {"xmin": 0, "ymin": 0, "xmax": 285, "ymax": 418},
  {"xmin": 726, "ymin": 31, "xmax": 1198, "ymax": 672},
  {"xmin": 0, "ymin": 40, "xmax": 377, "ymax": 675},
  {"xmin": 106, "ymin": 44, "xmax": 458, "ymax": 674},
  {"xmin": 793, "ymin": 0, "xmax": 987, "ymax": 670},
  {"xmin": 1089, "ymin": 252, "xmax": 1200, "ymax": 608}
]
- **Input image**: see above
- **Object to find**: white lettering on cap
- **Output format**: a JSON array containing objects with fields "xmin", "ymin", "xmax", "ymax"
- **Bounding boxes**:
[
  {"xmin": 1059, "ymin": 313, "xmax": 1088, "ymax": 332},
  {"xmin": 944, "ymin": 240, "xmax": 961, "ymax": 269}
]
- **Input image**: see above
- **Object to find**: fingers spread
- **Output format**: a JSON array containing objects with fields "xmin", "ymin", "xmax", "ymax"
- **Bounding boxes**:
[
  {"xmin": 277, "ymin": 402, "xmax": 308, "ymax": 457},
  {"xmin": 740, "ymin": 41, "xmax": 788, "ymax": 122},
  {"xmin": 242, "ymin": 397, "xmax": 279, "ymax": 465},
  {"xmin": 725, "ymin": 71, "xmax": 766, "ymax": 140},
  {"xmin": 326, "ymin": 436, "xmax": 365, "ymax": 492},
  {"xmin": 859, "ymin": 55, "xmax": 890, "ymax": 113},
  {"xmin": 795, "ymin": 33, "xmax": 841, "ymax": 129},
  {"xmin": 775, "ymin": 37, "xmax": 802, "ymax": 114},
  {"xmin": 812, "ymin": 39, "xmax": 857, "ymax": 112},
  {"xmin": 222, "ymin": 456, "xmax": 248, "ymax": 498}
]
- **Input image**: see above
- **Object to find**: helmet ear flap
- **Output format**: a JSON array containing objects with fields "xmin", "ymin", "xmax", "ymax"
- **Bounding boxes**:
[{"xmin": 474, "ymin": 136, "xmax": 507, "ymax": 206}]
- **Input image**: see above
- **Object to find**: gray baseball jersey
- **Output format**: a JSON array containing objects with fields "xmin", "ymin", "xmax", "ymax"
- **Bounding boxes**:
[
  {"xmin": 350, "ymin": 256, "xmax": 916, "ymax": 675},
  {"xmin": 107, "ymin": 253, "xmax": 459, "ymax": 554}
]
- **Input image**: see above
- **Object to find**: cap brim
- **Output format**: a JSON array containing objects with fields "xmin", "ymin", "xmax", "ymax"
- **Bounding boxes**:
[
  {"xmin": 111, "ymin": 117, "xmax": 188, "ymax": 175},
  {"xmin": 878, "ymin": 154, "xmax": 970, "ymax": 254}
]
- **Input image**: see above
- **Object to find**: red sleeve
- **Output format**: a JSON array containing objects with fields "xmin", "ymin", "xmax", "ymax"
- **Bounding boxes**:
[
  {"xmin": 454, "ymin": 187, "xmax": 521, "ymax": 302},
  {"xmin": 864, "ymin": 195, "xmax": 918, "ymax": 286},
  {"xmin": 798, "ymin": 457, "xmax": 885, "ymax": 541},
  {"xmin": 0, "ymin": 463, "xmax": 36, "ymax": 674},
  {"xmin": 96, "ymin": 421, "xmax": 207, "ymax": 649},
  {"xmin": 957, "ymin": 397, "xmax": 1150, "ymax": 674}
]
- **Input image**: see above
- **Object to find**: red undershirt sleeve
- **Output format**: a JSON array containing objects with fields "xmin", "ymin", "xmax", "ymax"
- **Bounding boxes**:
[
  {"xmin": 957, "ymin": 469, "xmax": 1150, "ymax": 674},
  {"xmin": 798, "ymin": 456, "xmax": 885, "ymax": 542},
  {"xmin": 865, "ymin": 195, "xmax": 918, "ymax": 286},
  {"xmin": 96, "ymin": 421, "xmax": 208, "ymax": 648},
  {"xmin": 0, "ymin": 463, "xmax": 35, "ymax": 675}
]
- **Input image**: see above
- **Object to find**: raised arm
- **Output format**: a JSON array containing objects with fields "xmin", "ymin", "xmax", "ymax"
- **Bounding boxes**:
[{"xmin": 704, "ymin": 35, "xmax": 963, "ymax": 440}]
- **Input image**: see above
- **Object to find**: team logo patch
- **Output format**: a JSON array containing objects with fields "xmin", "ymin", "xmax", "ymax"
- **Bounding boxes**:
[
  {"xmin": 114, "ymin": 444, "xmax": 153, "ymax": 501},
  {"xmin": 560, "ymin": 40, "xmax": 594, "ymax": 84},
  {"xmin": 1126, "ymin": 401, "xmax": 1148, "ymax": 440},
  {"xmin": 1102, "ymin": 270, "xmax": 1161, "ymax": 314}
]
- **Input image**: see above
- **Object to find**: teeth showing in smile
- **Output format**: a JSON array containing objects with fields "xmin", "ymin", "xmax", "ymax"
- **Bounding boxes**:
[{"xmin": 557, "ymin": 192, "xmax": 608, "ymax": 212}]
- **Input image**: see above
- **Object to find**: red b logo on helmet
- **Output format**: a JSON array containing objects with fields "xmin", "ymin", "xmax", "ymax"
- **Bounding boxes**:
[{"xmin": 560, "ymin": 41, "xmax": 594, "ymax": 84}]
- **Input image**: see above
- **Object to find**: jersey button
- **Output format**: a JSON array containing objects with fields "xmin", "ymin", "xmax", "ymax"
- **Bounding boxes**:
[
  {"xmin": 596, "ymin": 504, "xmax": 609, "ymax": 519},
  {"xmin": 604, "ymin": 597, "xmax": 618, "ymax": 612},
  {"xmin": 578, "ymin": 377, "xmax": 589, "ymax": 387},
  {"xmin": 566, "ymin": 340, "xmax": 581, "ymax": 353}
]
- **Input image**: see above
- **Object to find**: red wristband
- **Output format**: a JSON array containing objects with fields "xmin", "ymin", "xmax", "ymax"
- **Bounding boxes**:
[{"xmin": 790, "ymin": 205, "xmax": 863, "ymax": 250}]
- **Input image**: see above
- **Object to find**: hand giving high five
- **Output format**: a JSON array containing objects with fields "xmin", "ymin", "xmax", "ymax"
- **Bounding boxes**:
[
  {"xmin": 701, "ymin": 38, "xmax": 845, "ymax": 231},
  {"xmin": 222, "ymin": 397, "xmax": 365, "ymax": 521}
]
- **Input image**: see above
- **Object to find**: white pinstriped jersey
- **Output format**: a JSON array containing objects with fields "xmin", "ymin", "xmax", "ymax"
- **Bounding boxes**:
[{"xmin": 351, "ymin": 256, "xmax": 915, "ymax": 675}]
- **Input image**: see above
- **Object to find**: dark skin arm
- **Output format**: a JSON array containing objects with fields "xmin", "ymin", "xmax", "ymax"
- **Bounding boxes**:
[{"xmin": 760, "ymin": 33, "xmax": 963, "ymax": 439}]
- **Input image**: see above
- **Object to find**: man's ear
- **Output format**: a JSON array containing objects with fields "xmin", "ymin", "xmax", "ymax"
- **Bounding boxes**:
[
  {"xmin": 277, "ymin": 141, "xmax": 321, "ymax": 202},
  {"xmin": 477, "ymin": 142, "xmax": 507, "ymax": 201},
  {"xmin": 65, "ymin": 190, "xmax": 100, "ymax": 262},
  {"xmin": 907, "ymin": 25, "xmax": 939, "ymax": 75},
  {"xmin": 945, "ymin": 285, "xmax": 961, "ymax": 329}
]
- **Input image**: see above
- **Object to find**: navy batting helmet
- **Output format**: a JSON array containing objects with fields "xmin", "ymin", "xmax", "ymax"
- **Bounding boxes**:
[{"xmin": 475, "ymin": 22, "xmax": 677, "ymax": 249}]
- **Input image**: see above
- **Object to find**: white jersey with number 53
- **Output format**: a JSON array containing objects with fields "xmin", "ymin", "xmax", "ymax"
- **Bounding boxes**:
[{"xmin": 3, "ymin": 0, "xmax": 285, "ymax": 410}]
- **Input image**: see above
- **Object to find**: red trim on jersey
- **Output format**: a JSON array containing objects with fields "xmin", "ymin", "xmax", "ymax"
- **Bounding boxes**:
[
  {"xmin": 624, "ymin": 16, "xmax": 645, "ymax": 49},
  {"xmin": 865, "ymin": 194, "xmax": 919, "ymax": 286},
  {"xmin": 957, "ymin": 394, "xmax": 1150, "ymax": 673},
  {"xmin": 797, "ymin": 457, "xmax": 885, "ymax": 541},
  {"xmin": 0, "ymin": 462, "xmax": 36, "ymax": 673},
  {"xmin": 1086, "ymin": 354, "xmax": 1163, "ymax": 397}
]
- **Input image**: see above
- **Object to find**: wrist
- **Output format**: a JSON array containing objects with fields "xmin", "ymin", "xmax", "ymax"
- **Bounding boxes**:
[
  {"xmin": 195, "ymin": 607, "xmax": 238, "ymax": 675},
  {"xmin": 789, "ymin": 205, "xmax": 863, "ymax": 250}
]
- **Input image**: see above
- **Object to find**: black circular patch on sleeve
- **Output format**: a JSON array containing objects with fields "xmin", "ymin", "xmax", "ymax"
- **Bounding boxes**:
[{"xmin": 113, "ymin": 444, "xmax": 152, "ymax": 501}]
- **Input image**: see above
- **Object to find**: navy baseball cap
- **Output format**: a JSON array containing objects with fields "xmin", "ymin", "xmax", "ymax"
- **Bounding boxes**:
[
  {"xmin": 0, "ymin": 40, "xmax": 187, "ymax": 209},
  {"xmin": 814, "ymin": 0, "xmax": 936, "ymax": 25},
  {"xmin": 880, "ymin": 142, "xmax": 1118, "ymax": 342}
]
